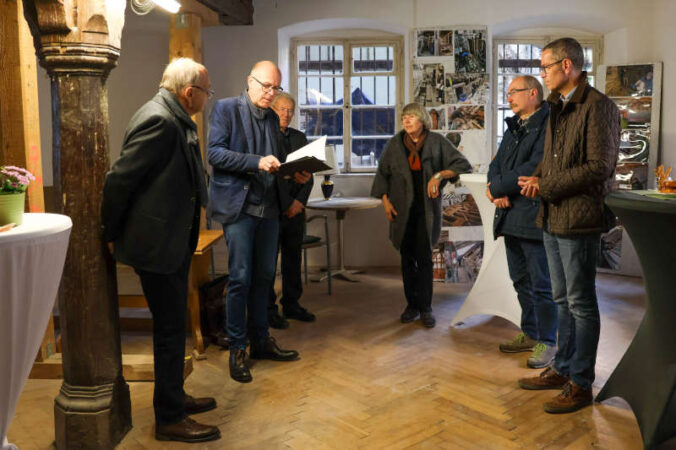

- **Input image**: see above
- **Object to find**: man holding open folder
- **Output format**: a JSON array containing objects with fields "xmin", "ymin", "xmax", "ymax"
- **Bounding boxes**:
[{"xmin": 207, "ymin": 61, "xmax": 310, "ymax": 383}]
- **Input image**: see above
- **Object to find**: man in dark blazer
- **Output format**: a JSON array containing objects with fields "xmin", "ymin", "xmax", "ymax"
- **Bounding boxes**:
[
  {"xmin": 207, "ymin": 61, "xmax": 311, "ymax": 384},
  {"xmin": 267, "ymin": 92, "xmax": 315, "ymax": 329},
  {"xmin": 102, "ymin": 58, "xmax": 220, "ymax": 443},
  {"xmin": 487, "ymin": 75, "xmax": 556, "ymax": 369}
]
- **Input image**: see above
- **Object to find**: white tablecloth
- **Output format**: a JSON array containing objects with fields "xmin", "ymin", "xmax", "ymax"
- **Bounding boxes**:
[
  {"xmin": 0, "ymin": 213, "xmax": 72, "ymax": 450},
  {"xmin": 451, "ymin": 173, "xmax": 521, "ymax": 327}
]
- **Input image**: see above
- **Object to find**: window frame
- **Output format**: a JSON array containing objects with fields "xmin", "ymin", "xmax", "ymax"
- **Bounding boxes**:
[
  {"xmin": 291, "ymin": 36, "xmax": 404, "ymax": 173},
  {"xmin": 491, "ymin": 36, "xmax": 602, "ymax": 155}
]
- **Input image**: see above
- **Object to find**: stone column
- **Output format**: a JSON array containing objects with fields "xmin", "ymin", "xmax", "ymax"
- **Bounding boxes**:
[{"xmin": 22, "ymin": 1, "xmax": 132, "ymax": 448}]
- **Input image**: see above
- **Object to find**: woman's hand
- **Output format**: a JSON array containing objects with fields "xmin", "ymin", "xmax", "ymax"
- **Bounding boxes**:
[
  {"xmin": 382, "ymin": 195, "xmax": 398, "ymax": 222},
  {"xmin": 427, "ymin": 176, "xmax": 442, "ymax": 198}
]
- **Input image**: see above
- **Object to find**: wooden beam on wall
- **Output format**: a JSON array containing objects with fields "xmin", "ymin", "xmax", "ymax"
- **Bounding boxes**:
[{"xmin": 197, "ymin": 0, "xmax": 253, "ymax": 25}]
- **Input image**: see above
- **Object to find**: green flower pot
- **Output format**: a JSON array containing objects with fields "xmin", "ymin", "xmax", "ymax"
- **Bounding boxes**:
[{"xmin": 0, "ymin": 192, "xmax": 26, "ymax": 226}]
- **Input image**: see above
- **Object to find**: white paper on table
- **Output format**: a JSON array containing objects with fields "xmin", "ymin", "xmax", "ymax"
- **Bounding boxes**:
[{"xmin": 285, "ymin": 136, "xmax": 328, "ymax": 162}]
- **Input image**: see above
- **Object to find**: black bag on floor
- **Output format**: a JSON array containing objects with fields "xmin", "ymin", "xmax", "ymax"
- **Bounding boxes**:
[{"xmin": 199, "ymin": 274, "xmax": 229, "ymax": 349}]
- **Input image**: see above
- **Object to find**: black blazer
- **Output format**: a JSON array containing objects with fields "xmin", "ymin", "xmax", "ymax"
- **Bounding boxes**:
[
  {"xmin": 284, "ymin": 127, "xmax": 313, "ymax": 205},
  {"xmin": 102, "ymin": 89, "xmax": 206, "ymax": 274}
]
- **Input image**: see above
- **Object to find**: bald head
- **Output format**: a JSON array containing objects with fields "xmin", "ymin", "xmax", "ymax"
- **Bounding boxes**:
[{"xmin": 247, "ymin": 60, "xmax": 282, "ymax": 109}]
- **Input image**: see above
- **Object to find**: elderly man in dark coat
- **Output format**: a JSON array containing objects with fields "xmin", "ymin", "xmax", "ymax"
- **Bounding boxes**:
[
  {"xmin": 371, "ymin": 102, "xmax": 471, "ymax": 328},
  {"xmin": 102, "ymin": 58, "xmax": 220, "ymax": 443}
]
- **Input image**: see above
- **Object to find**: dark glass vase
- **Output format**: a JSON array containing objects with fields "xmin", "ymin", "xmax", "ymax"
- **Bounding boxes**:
[{"xmin": 321, "ymin": 175, "xmax": 334, "ymax": 200}]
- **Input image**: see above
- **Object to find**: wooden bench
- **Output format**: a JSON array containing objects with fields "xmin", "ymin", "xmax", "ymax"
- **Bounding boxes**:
[{"xmin": 118, "ymin": 229, "xmax": 224, "ymax": 360}]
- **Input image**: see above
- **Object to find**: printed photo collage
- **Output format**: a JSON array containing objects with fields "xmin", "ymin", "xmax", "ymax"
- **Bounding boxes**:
[{"xmin": 412, "ymin": 27, "xmax": 488, "ymax": 282}]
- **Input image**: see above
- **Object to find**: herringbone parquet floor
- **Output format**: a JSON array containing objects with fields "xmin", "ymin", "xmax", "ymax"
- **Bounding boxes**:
[{"xmin": 8, "ymin": 269, "xmax": 646, "ymax": 449}]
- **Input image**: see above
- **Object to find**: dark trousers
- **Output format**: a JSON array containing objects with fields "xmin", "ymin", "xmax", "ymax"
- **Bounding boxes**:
[
  {"xmin": 400, "ymin": 210, "xmax": 433, "ymax": 312},
  {"xmin": 268, "ymin": 212, "xmax": 305, "ymax": 314},
  {"xmin": 135, "ymin": 251, "xmax": 192, "ymax": 425},
  {"xmin": 504, "ymin": 235, "xmax": 557, "ymax": 346}
]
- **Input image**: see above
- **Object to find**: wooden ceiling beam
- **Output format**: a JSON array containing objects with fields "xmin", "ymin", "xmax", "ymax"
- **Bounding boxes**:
[{"xmin": 196, "ymin": 0, "xmax": 253, "ymax": 26}]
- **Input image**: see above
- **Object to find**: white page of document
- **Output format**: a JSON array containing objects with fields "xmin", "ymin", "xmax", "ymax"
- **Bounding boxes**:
[{"xmin": 285, "ymin": 136, "xmax": 328, "ymax": 162}]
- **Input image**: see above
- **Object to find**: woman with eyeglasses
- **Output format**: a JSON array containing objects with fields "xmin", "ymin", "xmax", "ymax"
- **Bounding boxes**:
[{"xmin": 371, "ymin": 103, "xmax": 471, "ymax": 328}]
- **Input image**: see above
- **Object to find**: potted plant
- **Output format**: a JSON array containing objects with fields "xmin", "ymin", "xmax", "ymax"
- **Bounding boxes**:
[{"xmin": 0, "ymin": 165, "xmax": 35, "ymax": 226}]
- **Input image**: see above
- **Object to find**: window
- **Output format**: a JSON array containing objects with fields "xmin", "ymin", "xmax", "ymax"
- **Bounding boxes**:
[
  {"xmin": 493, "ymin": 37, "xmax": 600, "ymax": 151},
  {"xmin": 292, "ymin": 38, "xmax": 403, "ymax": 172}
]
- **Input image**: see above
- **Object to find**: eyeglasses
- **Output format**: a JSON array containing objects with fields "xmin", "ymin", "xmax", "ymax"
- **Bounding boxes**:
[
  {"xmin": 251, "ymin": 75, "xmax": 283, "ymax": 94},
  {"xmin": 507, "ymin": 88, "xmax": 530, "ymax": 97},
  {"xmin": 191, "ymin": 85, "xmax": 215, "ymax": 98},
  {"xmin": 540, "ymin": 59, "xmax": 564, "ymax": 75}
]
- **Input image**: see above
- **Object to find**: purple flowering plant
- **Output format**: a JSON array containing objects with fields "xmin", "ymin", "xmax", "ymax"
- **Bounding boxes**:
[{"xmin": 1, "ymin": 166, "xmax": 36, "ymax": 193}]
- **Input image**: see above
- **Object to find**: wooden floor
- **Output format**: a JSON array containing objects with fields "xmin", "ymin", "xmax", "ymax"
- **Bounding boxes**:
[{"xmin": 8, "ymin": 269, "xmax": 647, "ymax": 449}]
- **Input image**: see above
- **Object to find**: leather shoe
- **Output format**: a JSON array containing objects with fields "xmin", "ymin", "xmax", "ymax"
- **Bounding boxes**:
[
  {"xmin": 156, "ymin": 417, "xmax": 220, "ymax": 443},
  {"xmin": 421, "ymin": 311, "xmax": 436, "ymax": 328},
  {"xmin": 268, "ymin": 311, "xmax": 290, "ymax": 329},
  {"xmin": 400, "ymin": 306, "xmax": 419, "ymax": 323},
  {"xmin": 184, "ymin": 394, "xmax": 216, "ymax": 415},
  {"xmin": 543, "ymin": 381, "xmax": 593, "ymax": 414},
  {"xmin": 229, "ymin": 349, "xmax": 252, "ymax": 383},
  {"xmin": 518, "ymin": 366, "xmax": 570, "ymax": 390},
  {"xmin": 250, "ymin": 336, "xmax": 299, "ymax": 361},
  {"xmin": 283, "ymin": 303, "xmax": 316, "ymax": 322}
]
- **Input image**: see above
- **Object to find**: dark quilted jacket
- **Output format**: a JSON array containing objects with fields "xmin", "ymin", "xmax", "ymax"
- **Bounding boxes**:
[{"xmin": 534, "ymin": 73, "xmax": 620, "ymax": 235}]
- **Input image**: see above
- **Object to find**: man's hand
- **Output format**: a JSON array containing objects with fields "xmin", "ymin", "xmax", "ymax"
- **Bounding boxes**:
[
  {"xmin": 382, "ymin": 195, "xmax": 398, "ymax": 222},
  {"xmin": 518, "ymin": 176, "xmax": 540, "ymax": 198},
  {"xmin": 258, "ymin": 155, "xmax": 281, "ymax": 173},
  {"xmin": 493, "ymin": 196, "xmax": 511, "ymax": 209},
  {"xmin": 107, "ymin": 242, "xmax": 114, "ymax": 254},
  {"xmin": 285, "ymin": 199, "xmax": 304, "ymax": 218},
  {"xmin": 427, "ymin": 177, "xmax": 442, "ymax": 198},
  {"xmin": 293, "ymin": 170, "xmax": 311, "ymax": 184},
  {"xmin": 485, "ymin": 182, "xmax": 494, "ymax": 202}
]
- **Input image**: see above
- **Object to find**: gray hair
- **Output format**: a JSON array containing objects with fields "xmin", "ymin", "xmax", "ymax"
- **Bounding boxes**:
[
  {"xmin": 159, "ymin": 57, "xmax": 206, "ymax": 96},
  {"xmin": 271, "ymin": 92, "xmax": 296, "ymax": 109},
  {"xmin": 543, "ymin": 37, "xmax": 584, "ymax": 71},
  {"xmin": 517, "ymin": 75, "xmax": 544, "ymax": 103},
  {"xmin": 401, "ymin": 102, "xmax": 432, "ymax": 130}
]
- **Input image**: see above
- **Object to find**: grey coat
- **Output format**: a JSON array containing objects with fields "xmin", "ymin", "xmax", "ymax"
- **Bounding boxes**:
[{"xmin": 371, "ymin": 130, "xmax": 472, "ymax": 250}]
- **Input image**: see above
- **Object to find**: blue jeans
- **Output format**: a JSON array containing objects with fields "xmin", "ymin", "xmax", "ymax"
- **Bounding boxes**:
[
  {"xmin": 223, "ymin": 213, "xmax": 279, "ymax": 350},
  {"xmin": 543, "ymin": 230, "xmax": 600, "ymax": 389},
  {"xmin": 504, "ymin": 235, "xmax": 557, "ymax": 346}
]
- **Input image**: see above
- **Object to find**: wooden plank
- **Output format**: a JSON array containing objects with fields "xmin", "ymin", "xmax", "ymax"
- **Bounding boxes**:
[{"xmin": 180, "ymin": 0, "xmax": 219, "ymax": 26}]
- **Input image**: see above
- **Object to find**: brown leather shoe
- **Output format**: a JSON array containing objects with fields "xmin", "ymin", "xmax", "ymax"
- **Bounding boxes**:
[
  {"xmin": 184, "ymin": 394, "xmax": 216, "ymax": 415},
  {"xmin": 543, "ymin": 381, "xmax": 593, "ymax": 414},
  {"xmin": 518, "ymin": 366, "xmax": 570, "ymax": 390},
  {"xmin": 156, "ymin": 417, "xmax": 221, "ymax": 443}
]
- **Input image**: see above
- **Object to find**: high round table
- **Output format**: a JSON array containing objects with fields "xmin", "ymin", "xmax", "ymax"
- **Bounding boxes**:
[
  {"xmin": 451, "ymin": 173, "xmax": 521, "ymax": 327},
  {"xmin": 596, "ymin": 191, "xmax": 676, "ymax": 449},
  {"xmin": 0, "ymin": 213, "xmax": 72, "ymax": 450},
  {"xmin": 306, "ymin": 196, "xmax": 381, "ymax": 282}
]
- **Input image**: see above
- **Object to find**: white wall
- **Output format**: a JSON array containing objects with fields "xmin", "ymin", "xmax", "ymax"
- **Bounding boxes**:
[{"xmin": 35, "ymin": 0, "xmax": 674, "ymax": 269}]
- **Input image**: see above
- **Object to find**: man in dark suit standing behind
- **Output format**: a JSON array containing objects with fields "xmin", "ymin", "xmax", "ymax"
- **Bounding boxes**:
[
  {"xmin": 267, "ymin": 92, "xmax": 316, "ymax": 329},
  {"xmin": 102, "ymin": 58, "xmax": 220, "ymax": 443}
]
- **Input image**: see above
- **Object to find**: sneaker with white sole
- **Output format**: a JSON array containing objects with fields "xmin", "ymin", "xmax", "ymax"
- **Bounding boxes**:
[{"xmin": 527, "ymin": 342, "xmax": 557, "ymax": 368}]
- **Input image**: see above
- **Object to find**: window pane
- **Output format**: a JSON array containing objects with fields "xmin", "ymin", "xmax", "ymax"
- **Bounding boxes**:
[
  {"xmin": 351, "ymin": 138, "xmax": 389, "ymax": 168},
  {"xmin": 298, "ymin": 76, "xmax": 344, "ymax": 105},
  {"xmin": 350, "ymin": 76, "xmax": 396, "ymax": 106},
  {"xmin": 353, "ymin": 45, "xmax": 394, "ymax": 72},
  {"xmin": 351, "ymin": 108, "xmax": 395, "ymax": 136},
  {"xmin": 583, "ymin": 47, "xmax": 593, "ymax": 72},
  {"xmin": 297, "ymin": 45, "xmax": 343, "ymax": 75},
  {"xmin": 298, "ymin": 108, "xmax": 343, "ymax": 137}
]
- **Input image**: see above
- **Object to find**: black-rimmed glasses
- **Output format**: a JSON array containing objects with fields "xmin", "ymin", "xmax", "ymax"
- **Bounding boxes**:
[
  {"xmin": 507, "ymin": 88, "xmax": 530, "ymax": 97},
  {"xmin": 191, "ymin": 85, "xmax": 215, "ymax": 98},
  {"xmin": 540, "ymin": 59, "xmax": 564, "ymax": 74},
  {"xmin": 251, "ymin": 75, "xmax": 283, "ymax": 93}
]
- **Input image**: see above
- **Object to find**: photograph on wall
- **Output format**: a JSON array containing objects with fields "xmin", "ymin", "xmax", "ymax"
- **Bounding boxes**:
[
  {"xmin": 427, "ymin": 107, "xmax": 446, "ymax": 130},
  {"xmin": 436, "ymin": 237, "xmax": 484, "ymax": 283},
  {"xmin": 438, "ymin": 29, "xmax": 454, "ymax": 56},
  {"xmin": 605, "ymin": 64, "xmax": 654, "ymax": 97},
  {"xmin": 413, "ymin": 62, "xmax": 451, "ymax": 106},
  {"xmin": 614, "ymin": 162, "xmax": 649, "ymax": 191},
  {"xmin": 448, "ymin": 105, "xmax": 485, "ymax": 130},
  {"xmin": 454, "ymin": 29, "xmax": 487, "ymax": 73},
  {"xmin": 441, "ymin": 186, "xmax": 481, "ymax": 227},
  {"xmin": 416, "ymin": 30, "xmax": 438, "ymax": 57},
  {"xmin": 448, "ymin": 73, "xmax": 490, "ymax": 104},
  {"xmin": 446, "ymin": 130, "xmax": 488, "ymax": 168},
  {"xmin": 615, "ymin": 97, "xmax": 652, "ymax": 127}
]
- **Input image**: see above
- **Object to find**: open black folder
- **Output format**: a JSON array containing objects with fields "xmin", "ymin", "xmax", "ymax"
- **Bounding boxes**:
[{"xmin": 278, "ymin": 156, "xmax": 332, "ymax": 179}]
